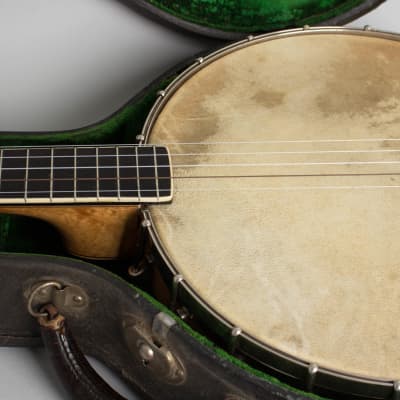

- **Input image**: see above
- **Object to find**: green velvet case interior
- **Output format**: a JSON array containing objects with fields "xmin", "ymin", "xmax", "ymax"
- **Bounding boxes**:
[{"xmin": 145, "ymin": 0, "xmax": 371, "ymax": 33}]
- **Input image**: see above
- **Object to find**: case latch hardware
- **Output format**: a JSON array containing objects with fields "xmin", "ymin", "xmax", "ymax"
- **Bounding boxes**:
[
  {"xmin": 125, "ymin": 312, "xmax": 186, "ymax": 385},
  {"xmin": 27, "ymin": 281, "xmax": 88, "ymax": 317}
]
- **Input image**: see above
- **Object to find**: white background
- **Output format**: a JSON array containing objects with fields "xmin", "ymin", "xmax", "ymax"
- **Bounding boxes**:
[{"xmin": 0, "ymin": 0, "xmax": 399, "ymax": 398}]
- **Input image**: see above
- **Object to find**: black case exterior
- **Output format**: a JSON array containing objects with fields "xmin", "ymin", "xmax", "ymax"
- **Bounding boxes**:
[{"xmin": 0, "ymin": 253, "xmax": 315, "ymax": 400}]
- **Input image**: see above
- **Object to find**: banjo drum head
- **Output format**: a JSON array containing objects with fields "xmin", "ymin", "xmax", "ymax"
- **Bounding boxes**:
[{"xmin": 144, "ymin": 28, "xmax": 400, "ymax": 395}]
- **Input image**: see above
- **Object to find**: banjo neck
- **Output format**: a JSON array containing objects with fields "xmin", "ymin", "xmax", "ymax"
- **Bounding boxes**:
[
  {"xmin": 0, "ymin": 144, "xmax": 173, "ymax": 205},
  {"xmin": 0, "ymin": 144, "xmax": 173, "ymax": 260}
]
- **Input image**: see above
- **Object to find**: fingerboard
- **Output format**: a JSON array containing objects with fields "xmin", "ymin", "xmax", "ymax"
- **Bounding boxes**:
[{"xmin": 0, "ymin": 145, "xmax": 172, "ymax": 204}]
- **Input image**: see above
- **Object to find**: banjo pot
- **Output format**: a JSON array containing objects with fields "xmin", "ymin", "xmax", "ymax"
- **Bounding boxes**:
[{"xmin": 141, "ymin": 27, "xmax": 400, "ymax": 399}]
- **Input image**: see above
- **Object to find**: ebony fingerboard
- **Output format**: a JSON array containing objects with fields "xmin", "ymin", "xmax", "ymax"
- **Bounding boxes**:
[{"xmin": 0, "ymin": 145, "xmax": 172, "ymax": 204}]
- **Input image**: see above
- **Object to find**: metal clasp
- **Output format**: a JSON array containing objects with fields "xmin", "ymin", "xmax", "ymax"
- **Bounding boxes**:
[
  {"xmin": 27, "ymin": 281, "xmax": 88, "ymax": 317},
  {"xmin": 124, "ymin": 312, "xmax": 186, "ymax": 385}
]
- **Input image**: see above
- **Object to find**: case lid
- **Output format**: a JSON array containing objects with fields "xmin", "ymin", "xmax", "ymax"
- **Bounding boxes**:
[{"xmin": 132, "ymin": 0, "xmax": 386, "ymax": 39}]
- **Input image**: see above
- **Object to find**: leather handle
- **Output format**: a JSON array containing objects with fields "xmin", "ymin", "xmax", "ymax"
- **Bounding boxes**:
[{"xmin": 38, "ymin": 304, "xmax": 128, "ymax": 400}]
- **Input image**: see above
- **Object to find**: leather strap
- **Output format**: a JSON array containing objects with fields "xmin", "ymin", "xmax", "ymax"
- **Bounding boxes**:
[{"xmin": 38, "ymin": 304, "xmax": 128, "ymax": 400}]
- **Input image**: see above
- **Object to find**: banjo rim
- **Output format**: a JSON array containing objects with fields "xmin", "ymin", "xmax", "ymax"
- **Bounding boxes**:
[{"xmin": 140, "ymin": 27, "xmax": 400, "ymax": 398}]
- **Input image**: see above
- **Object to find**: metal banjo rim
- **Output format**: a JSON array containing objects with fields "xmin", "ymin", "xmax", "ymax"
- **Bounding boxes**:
[{"xmin": 140, "ymin": 27, "xmax": 400, "ymax": 398}]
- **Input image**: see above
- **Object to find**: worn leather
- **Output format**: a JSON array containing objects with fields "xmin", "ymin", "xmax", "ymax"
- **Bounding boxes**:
[
  {"xmin": 40, "ymin": 311, "xmax": 129, "ymax": 400},
  {"xmin": 0, "ymin": 254, "xmax": 318, "ymax": 400}
]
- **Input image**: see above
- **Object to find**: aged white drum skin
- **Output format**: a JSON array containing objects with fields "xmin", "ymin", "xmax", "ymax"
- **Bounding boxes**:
[{"xmin": 147, "ymin": 32, "xmax": 400, "ymax": 380}]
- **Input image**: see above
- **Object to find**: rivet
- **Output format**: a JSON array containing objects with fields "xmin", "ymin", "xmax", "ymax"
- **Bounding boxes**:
[
  {"xmin": 364, "ymin": 25, "xmax": 373, "ymax": 31},
  {"xmin": 139, "ymin": 343, "xmax": 154, "ymax": 363},
  {"xmin": 303, "ymin": 25, "xmax": 310, "ymax": 30},
  {"xmin": 157, "ymin": 90, "xmax": 166, "ymax": 98},
  {"xmin": 136, "ymin": 134, "xmax": 145, "ymax": 141},
  {"xmin": 72, "ymin": 295, "xmax": 84, "ymax": 304},
  {"xmin": 196, "ymin": 57, "xmax": 204, "ymax": 64},
  {"xmin": 247, "ymin": 35, "xmax": 254, "ymax": 41}
]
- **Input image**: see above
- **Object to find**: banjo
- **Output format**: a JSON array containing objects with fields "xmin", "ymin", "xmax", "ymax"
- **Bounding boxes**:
[{"xmin": 1, "ymin": 27, "xmax": 400, "ymax": 398}]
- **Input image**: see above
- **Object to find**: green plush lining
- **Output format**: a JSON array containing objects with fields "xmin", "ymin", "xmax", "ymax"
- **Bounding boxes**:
[{"xmin": 147, "ymin": 0, "xmax": 366, "ymax": 32}]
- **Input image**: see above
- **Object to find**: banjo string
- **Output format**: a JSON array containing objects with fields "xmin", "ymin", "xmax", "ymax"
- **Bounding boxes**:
[
  {"xmin": 4, "ymin": 148, "xmax": 400, "ymax": 160},
  {"xmin": 2, "ymin": 139, "xmax": 400, "ymax": 187},
  {"xmin": 3, "ymin": 159, "xmax": 400, "ymax": 170},
  {"xmin": 162, "ymin": 137, "xmax": 400, "ymax": 145},
  {"xmin": 3, "ymin": 185, "xmax": 400, "ymax": 195}
]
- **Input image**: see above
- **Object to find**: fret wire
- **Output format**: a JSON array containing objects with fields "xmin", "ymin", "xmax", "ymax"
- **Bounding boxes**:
[
  {"xmin": 50, "ymin": 147, "xmax": 54, "ymax": 202},
  {"xmin": 24, "ymin": 149, "xmax": 29, "ymax": 202},
  {"xmin": 74, "ymin": 147, "xmax": 77, "ymax": 202},
  {"xmin": 153, "ymin": 146, "xmax": 159, "ymax": 201},
  {"xmin": 135, "ymin": 146, "xmax": 141, "ymax": 202},
  {"xmin": 96, "ymin": 147, "xmax": 99, "ymax": 200},
  {"xmin": 116, "ymin": 146, "xmax": 121, "ymax": 200},
  {"xmin": 0, "ymin": 149, "xmax": 3, "ymax": 192}
]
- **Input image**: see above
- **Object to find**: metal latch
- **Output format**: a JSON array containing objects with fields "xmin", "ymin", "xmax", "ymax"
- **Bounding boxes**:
[
  {"xmin": 124, "ymin": 312, "xmax": 186, "ymax": 385},
  {"xmin": 27, "ymin": 281, "xmax": 88, "ymax": 317}
]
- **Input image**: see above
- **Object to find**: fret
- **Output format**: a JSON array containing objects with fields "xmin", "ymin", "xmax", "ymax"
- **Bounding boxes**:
[
  {"xmin": 96, "ymin": 147, "xmax": 99, "ymax": 199},
  {"xmin": 119, "ymin": 146, "xmax": 139, "ymax": 199},
  {"xmin": 73, "ymin": 147, "xmax": 77, "ymax": 201},
  {"xmin": 116, "ymin": 146, "xmax": 120, "ymax": 200},
  {"xmin": 137, "ymin": 146, "xmax": 157, "ymax": 199},
  {"xmin": 135, "ymin": 146, "xmax": 141, "ymax": 201},
  {"xmin": 0, "ymin": 149, "xmax": 27, "ymax": 199},
  {"xmin": 76, "ymin": 147, "xmax": 97, "ymax": 198},
  {"xmin": 24, "ymin": 149, "xmax": 29, "ymax": 202},
  {"xmin": 50, "ymin": 147, "xmax": 54, "ymax": 201},
  {"xmin": 53, "ymin": 148, "xmax": 75, "ymax": 198},
  {"xmin": 0, "ymin": 149, "xmax": 3, "ymax": 192},
  {"xmin": 153, "ymin": 145, "xmax": 160, "ymax": 201},
  {"xmin": 98, "ymin": 147, "xmax": 118, "ymax": 197},
  {"xmin": 27, "ymin": 148, "xmax": 51, "ymax": 198},
  {"xmin": 156, "ymin": 146, "xmax": 172, "ymax": 198}
]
